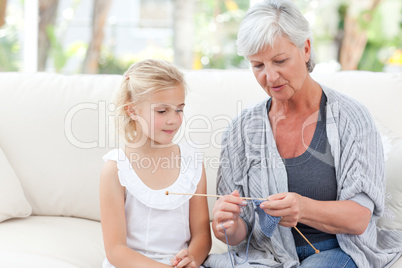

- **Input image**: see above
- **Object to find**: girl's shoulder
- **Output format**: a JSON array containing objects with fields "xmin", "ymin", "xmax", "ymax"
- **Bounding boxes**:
[
  {"xmin": 102, "ymin": 148, "xmax": 132, "ymax": 171},
  {"xmin": 102, "ymin": 148, "xmax": 120, "ymax": 162}
]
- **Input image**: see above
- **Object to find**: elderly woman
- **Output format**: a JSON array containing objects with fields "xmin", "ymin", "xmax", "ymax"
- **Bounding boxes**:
[{"xmin": 204, "ymin": 0, "xmax": 402, "ymax": 267}]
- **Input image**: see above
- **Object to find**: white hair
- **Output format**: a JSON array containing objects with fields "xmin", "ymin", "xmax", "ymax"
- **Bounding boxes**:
[{"xmin": 236, "ymin": 0, "xmax": 316, "ymax": 72}]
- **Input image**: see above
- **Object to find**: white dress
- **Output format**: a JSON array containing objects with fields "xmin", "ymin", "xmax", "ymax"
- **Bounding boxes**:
[{"xmin": 102, "ymin": 143, "xmax": 203, "ymax": 267}]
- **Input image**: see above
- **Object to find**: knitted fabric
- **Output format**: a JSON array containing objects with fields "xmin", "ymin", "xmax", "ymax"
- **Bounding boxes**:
[{"xmin": 252, "ymin": 200, "xmax": 281, "ymax": 237}]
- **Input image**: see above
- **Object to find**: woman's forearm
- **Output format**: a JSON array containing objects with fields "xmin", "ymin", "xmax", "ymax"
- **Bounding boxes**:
[{"xmin": 300, "ymin": 198, "xmax": 372, "ymax": 235}]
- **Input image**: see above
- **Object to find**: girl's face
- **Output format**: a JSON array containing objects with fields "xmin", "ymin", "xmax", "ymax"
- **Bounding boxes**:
[
  {"xmin": 248, "ymin": 36, "xmax": 311, "ymax": 102},
  {"xmin": 132, "ymin": 85, "xmax": 185, "ymax": 146}
]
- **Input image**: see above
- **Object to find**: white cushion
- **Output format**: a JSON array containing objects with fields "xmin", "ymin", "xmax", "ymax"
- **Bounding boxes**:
[
  {"xmin": 0, "ymin": 216, "xmax": 105, "ymax": 267},
  {"xmin": 377, "ymin": 137, "xmax": 402, "ymax": 231},
  {"xmin": 0, "ymin": 146, "xmax": 32, "ymax": 222},
  {"xmin": 374, "ymin": 119, "xmax": 402, "ymax": 231},
  {"xmin": 312, "ymin": 71, "xmax": 402, "ymax": 138},
  {"xmin": 392, "ymin": 255, "xmax": 402, "ymax": 268},
  {"xmin": 0, "ymin": 251, "xmax": 78, "ymax": 268},
  {"xmin": 0, "ymin": 73, "xmax": 122, "ymax": 221}
]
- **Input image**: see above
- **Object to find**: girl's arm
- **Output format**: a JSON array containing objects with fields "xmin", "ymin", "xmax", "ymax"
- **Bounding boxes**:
[
  {"xmin": 174, "ymin": 164, "xmax": 211, "ymax": 267},
  {"xmin": 99, "ymin": 161, "xmax": 171, "ymax": 268}
]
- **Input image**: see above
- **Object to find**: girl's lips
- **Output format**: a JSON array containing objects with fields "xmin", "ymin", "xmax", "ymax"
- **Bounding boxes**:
[
  {"xmin": 271, "ymin": 84, "xmax": 285, "ymax": 92},
  {"xmin": 163, "ymin": 130, "xmax": 175, "ymax": 134}
]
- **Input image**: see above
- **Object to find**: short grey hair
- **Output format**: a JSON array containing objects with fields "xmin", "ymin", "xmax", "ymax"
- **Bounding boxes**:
[{"xmin": 236, "ymin": 0, "xmax": 316, "ymax": 72}]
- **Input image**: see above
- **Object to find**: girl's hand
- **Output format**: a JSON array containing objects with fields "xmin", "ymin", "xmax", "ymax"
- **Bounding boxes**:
[
  {"xmin": 260, "ymin": 192, "xmax": 304, "ymax": 228},
  {"xmin": 171, "ymin": 249, "xmax": 196, "ymax": 268},
  {"xmin": 212, "ymin": 190, "xmax": 246, "ymax": 235}
]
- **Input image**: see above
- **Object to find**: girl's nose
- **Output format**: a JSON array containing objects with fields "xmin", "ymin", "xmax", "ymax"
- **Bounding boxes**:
[{"xmin": 166, "ymin": 112, "xmax": 182, "ymax": 125}]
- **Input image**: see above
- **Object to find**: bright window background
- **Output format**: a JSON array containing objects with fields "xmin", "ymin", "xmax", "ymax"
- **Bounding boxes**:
[{"xmin": 0, "ymin": 0, "xmax": 401, "ymax": 74}]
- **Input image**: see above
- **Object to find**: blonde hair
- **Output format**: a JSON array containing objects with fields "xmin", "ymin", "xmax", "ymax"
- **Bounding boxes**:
[{"xmin": 114, "ymin": 59, "xmax": 186, "ymax": 142}]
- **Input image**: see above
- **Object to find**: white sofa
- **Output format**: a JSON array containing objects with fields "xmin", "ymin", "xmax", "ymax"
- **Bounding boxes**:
[{"xmin": 0, "ymin": 70, "xmax": 401, "ymax": 267}]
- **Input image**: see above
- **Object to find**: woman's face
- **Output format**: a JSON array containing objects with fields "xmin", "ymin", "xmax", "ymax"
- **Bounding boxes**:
[{"xmin": 248, "ymin": 36, "xmax": 311, "ymax": 102}]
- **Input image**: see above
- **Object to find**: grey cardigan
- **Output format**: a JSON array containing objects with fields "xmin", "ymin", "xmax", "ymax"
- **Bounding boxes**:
[{"xmin": 204, "ymin": 85, "xmax": 402, "ymax": 268}]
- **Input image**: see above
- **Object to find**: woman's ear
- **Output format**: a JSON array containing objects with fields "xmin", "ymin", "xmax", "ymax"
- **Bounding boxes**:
[{"xmin": 304, "ymin": 39, "xmax": 311, "ymax": 63}]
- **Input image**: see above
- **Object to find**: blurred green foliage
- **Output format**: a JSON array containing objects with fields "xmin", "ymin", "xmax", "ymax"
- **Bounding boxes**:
[
  {"xmin": 98, "ymin": 49, "xmax": 135, "ymax": 74},
  {"xmin": 1, "ymin": 0, "xmax": 400, "ymax": 73},
  {"xmin": 47, "ymin": 25, "xmax": 86, "ymax": 72},
  {"xmin": 358, "ymin": 5, "xmax": 402, "ymax": 71},
  {"xmin": 0, "ymin": 24, "xmax": 20, "ymax": 71},
  {"xmin": 193, "ymin": 0, "xmax": 248, "ymax": 69}
]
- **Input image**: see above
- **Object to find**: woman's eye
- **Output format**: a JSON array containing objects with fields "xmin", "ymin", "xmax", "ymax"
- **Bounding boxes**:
[
  {"xmin": 156, "ymin": 110, "xmax": 166, "ymax": 114},
  {"xmin": 276, "ymin": 59, "xmax": 286, "ymax": 64},
  {"xmin": 176, "ymin": 109, "xmax": 183, "ymax": 113},
  {"xmin": 253, "ymin": 64, "xmax": 263, "ymax": 68}
]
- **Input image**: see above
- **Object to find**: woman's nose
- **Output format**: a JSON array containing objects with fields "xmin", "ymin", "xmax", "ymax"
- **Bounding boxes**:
[{"xmin": 265, "ymin": 67, "xmax": 279, "ymax": 84}]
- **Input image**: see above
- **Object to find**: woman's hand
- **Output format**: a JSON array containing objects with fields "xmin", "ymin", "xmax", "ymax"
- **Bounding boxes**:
[
  {"xmin": 260, "ymin": 192, "xmax": 304, "ymax": 228},
  {"xmin": 212, "ymin": 190, "xmax": 248, "ymax": 245},
  {"xmin": 260, "ymin": 192, "xmax": 372, "ymax": 235},
  {"xmin": 171, "ymin": 249, "xmax": 196, "ymax": 268}
]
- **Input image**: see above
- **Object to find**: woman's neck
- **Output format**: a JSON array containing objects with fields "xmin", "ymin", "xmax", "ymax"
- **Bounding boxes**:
[{"xmin": 270, "ymin": 76, "xmax": 321, "ymax": 117}]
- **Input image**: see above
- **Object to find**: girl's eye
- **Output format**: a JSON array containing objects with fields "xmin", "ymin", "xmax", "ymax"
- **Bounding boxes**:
[
  {"xmin": 157, "ymin": 110, "xmax": 166, "ymax": 114},
  {"xmin": 176, "ymin": 109, "xmax": 184, "ymax": 113}
]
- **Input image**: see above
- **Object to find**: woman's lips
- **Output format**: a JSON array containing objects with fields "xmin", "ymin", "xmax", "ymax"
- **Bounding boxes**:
[
  {"xmin": 271, "ymin": 84, "xmax": 285, "ymax": 92},
  {"xmin": 163, "ymin": 130, "xmax": 175, "ymax": 134}
]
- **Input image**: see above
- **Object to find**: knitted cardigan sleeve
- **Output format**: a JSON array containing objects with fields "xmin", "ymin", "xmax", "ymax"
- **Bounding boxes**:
[
  {"xmin": 323, "ymin": 85, "xmax": 402, "ymax": 268},
  {"xmin": 216, "ymin": 110, "xmax": 254, "ymax": 233},
  {"xmin": 324, "ymin": 86, "xmax": 385, "ymax": 216}
]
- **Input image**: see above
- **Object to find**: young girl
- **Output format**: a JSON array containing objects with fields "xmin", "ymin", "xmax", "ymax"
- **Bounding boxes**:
[{"xmin": 100, "ymin": 59, "xmax": 211, "ymax": 268}]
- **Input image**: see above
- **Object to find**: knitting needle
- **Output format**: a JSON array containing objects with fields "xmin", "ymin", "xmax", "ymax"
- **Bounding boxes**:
[
  {"xmin": 293, "ymin": 227, "xmax": 320, "ymax": 254},
  {"xmin": 165, "ymin": 191, "xmax": 268, "ymax": 201},
  {"xmin": 165, "ymin": 191, "xmax": 320, "ymax": 254}
]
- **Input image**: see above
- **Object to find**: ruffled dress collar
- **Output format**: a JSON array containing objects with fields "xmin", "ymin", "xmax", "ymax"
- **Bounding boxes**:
[{"xmin": 104, "ymin": 143, "xmax": 202, "ymax": 210}]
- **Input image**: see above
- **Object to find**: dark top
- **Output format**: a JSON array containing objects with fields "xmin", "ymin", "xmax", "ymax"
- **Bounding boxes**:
[{"xmin": 267, "ymin": 92, "xmax": 337, "ymax": 246}]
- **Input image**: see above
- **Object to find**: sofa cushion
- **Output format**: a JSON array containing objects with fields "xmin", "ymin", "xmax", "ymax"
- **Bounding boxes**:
[
  {"xmin": 312, "ymin": 71, "xmax": 402, "ymax": 138},
  {"xmin": 0, "ymin": 146, "xmax": 32, "ymax": 222},
  {"xmin": 0, "ymin": 73, "xmax": 121, "ymax": 221},
  {"xmin": 0, "ymin": 250, "xmax": 79, "ymax": 268},
  {"xmin": 377, "ymin": 136, "xmax": 402, "ymax": 231},
  {"xmin": 0, "ymin": 216, "xmax": 105, "ymax": 267}
]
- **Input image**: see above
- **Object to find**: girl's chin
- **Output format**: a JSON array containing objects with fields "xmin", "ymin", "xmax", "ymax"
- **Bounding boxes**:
[
  {"xmin": 131, "ymin": 135, "xmax": 174, "ymax": 147},
  {"xmin": 151, "ymin": 139, "xmax": 175, "ymax": 147}
]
